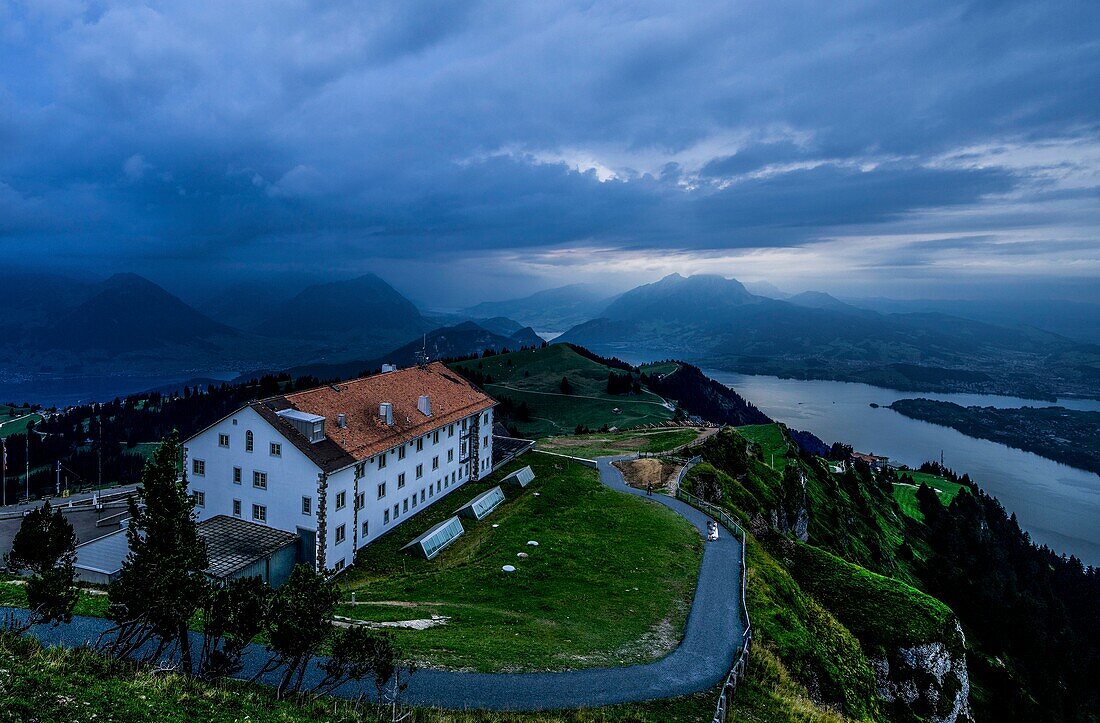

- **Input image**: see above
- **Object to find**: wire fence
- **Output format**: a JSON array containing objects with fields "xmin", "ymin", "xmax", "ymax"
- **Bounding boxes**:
[
  {"xmin": 637, "ymin": 427, "xmax": 714, "ymax": 459},
  {"xmin": 675, "ymin": 487, "xmax": 753, "ymax": 723}
]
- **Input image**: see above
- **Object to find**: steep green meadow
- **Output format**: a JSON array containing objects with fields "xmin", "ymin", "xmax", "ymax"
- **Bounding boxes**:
[
  {"xmin": 682, "ymin": 425, "xmax": 970, "ymax": 721},
  {"xmin": 449, "ymin": 345, "xmax": 674, "ymax": 436}
]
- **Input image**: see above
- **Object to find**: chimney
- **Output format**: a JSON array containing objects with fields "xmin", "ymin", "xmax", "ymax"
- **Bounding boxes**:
[
  {"xmin": 417, "ymin": 395, "xmax": 432, "ymax": 417},
  {"xmin": 337, "ymin": 413, "xmax": 347, "ymax": 428},
  {"xmin": 379, "ymin": 402, "xmax": 394, "ymax": 426}
]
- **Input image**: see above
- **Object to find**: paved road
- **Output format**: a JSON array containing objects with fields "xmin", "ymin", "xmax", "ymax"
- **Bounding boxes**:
[{"xmin": 7, "ymin": 456, "xmax": 745, "ymax": 710}]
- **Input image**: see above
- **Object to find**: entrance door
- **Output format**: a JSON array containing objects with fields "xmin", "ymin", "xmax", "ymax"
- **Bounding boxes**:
[{"xmin": 296, "ymin": 527, "xmax": 317, "ymax": 570}]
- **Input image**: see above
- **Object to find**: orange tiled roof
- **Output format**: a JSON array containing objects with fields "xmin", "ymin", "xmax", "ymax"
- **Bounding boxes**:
[{"xmin": 253, "ymin": 362, "xmax": 494, "ymax": 472}]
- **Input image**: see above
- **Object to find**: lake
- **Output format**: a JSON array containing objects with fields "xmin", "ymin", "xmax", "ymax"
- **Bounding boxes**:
[
  {"xmin": 700, "ymin": 371, "xmax": 1100, "ymax": 565},
  {"xmin": 0, "ymin": 371, "xmax": 242, "ymax": 409}
]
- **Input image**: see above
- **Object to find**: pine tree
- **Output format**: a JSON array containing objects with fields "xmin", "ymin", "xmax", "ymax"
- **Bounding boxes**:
[
  {"xmin": 106, "ymin": 432, "xmax": 209, "ymax": 672},
  {"xmin": 257, "ymin": 564, "xmax": 338, "ymax": 697},
  {"xmin": 5, "ymin": 500, "xmax": 78, "ymax": 629}
]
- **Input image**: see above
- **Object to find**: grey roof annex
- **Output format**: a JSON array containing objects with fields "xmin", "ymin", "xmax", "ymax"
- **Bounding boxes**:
[{"xmin": 198, "ymin": 515, "xmax": 298, "ymax": 579}]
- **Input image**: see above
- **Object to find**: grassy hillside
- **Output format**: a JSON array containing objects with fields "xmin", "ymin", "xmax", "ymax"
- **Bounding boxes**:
[
  {"xmin": 535, "ymin": 427, "xmax": 703, "ymax": 459},
  {"xmin": 0, "ymin": 405, "xmax": 42, "ymax": 438},
  {"xmin": 449, "ymin": 345, "xmax": 675, "ymax": 437},
  {"xmin": 892, "ymin": 472, "xmax": 966, "ymax": 522},
  {"xmin": 678, "ymin": 426, "xmax": 975, "ymax": 721},
  {"xmin": 340, "ymin": 453, "xmax": 703, "ymax": 672}
]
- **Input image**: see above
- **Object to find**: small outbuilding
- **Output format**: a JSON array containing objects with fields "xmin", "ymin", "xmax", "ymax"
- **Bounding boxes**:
[
  {"xmin": 199, "ymin": 515, "xmax": 299, "ymax": 588},
  {"xmin": 73, "ymin": 515, "xmax": 300, "ymax": 588},
  {"xmin": 73, "ymin": 527, "xmax": 131, "ymax": 586}
]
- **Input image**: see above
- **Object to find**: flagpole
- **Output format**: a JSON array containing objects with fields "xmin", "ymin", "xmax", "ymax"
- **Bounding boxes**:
[{"xmin": 2, "ymin": 438, "xmax": 6, "ymax": 507}]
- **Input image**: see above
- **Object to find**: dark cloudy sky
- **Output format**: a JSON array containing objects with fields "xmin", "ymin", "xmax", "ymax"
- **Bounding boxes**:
[{"xmin": 2, "ymin": 1, "xmax": 1098, "ymax": 306}]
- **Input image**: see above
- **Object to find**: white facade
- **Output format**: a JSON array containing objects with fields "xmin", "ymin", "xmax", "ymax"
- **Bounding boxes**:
[{"xmin": 185, "ymin": 405, "xmax": 494, "ymax": 573}]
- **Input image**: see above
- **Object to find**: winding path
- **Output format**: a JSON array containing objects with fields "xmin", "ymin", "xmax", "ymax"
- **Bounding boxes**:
[{"xmin": 7, "ymin": 456, "xmax": 745, "ymax": 711}]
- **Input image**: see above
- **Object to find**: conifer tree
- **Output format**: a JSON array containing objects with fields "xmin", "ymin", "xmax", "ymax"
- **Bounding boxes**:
[
  {"xmin": 106, "ymin": 431, "xmax": 208, "ymax": 672},
  {"xmin": 5, "ymin": 500, "xmax": 78, "ymax": 629}
]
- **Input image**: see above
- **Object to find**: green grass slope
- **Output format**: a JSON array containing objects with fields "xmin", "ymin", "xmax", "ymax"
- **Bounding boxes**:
[
  {"xmin": 449, "ymin": 345, "xmax": 674, "ymax": 436},
  {"xmin": 679, "ymin": 426, "xmax": 972, "ymax": 721},
  {"xmin": 340, "ymin": 453, "xmax": 703, "ymax": 672},
  {"xmin": 782, "ymin": 544, "xmax": 958, "ymax": 656}
]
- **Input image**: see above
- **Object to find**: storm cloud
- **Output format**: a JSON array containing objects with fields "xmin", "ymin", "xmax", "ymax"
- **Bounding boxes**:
[{"xmin": 0, "ymin": 0, "xmax": 1097, "ymax": 303}]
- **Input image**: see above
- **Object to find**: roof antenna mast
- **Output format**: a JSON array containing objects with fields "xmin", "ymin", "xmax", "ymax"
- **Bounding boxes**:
[{"xmin": 416, "ymin": 333, "xmax": 429, "ymax": 368}]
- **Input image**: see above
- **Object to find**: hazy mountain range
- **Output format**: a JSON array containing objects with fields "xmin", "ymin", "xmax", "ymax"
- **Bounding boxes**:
[
  {"xmin": 461, "ymin": 283, "xmax": 613, "ymax": 332},
  {"xmin": 2, "ymin": 269, "xmax": 1098, "ymax": 405},
  {"xmin": 557, "ymin": 273, "xmax": 1100, "ymax": 399},
  {"xmin": 0, "ymin": 272, "xmax": 542, "ymax": 405}
]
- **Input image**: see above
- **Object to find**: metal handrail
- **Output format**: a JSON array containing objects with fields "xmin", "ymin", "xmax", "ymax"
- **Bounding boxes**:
[{"xmin": 676, "ymin": 486, "xmax": 753, "ymax": 722}]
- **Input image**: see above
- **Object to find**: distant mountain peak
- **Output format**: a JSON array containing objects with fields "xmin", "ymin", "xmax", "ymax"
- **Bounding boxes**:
[
  {"xmin": 256, "ymin": 272, "xmax": 429, "ymax": 351},
  {"xmin": 600, "ymin": 272, "xmax": 758, "ymax": 322}
]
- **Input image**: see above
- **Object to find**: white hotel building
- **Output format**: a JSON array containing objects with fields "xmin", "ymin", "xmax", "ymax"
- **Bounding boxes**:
[{"xmin": 184, "ymin": 362, "xmax": 495, "ymax": 573}]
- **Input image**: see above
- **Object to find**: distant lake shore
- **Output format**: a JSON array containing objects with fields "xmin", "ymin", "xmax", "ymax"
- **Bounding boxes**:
[{"xmin": 697, "ymin": 369, "xmax": 1100, "ymax": 565}]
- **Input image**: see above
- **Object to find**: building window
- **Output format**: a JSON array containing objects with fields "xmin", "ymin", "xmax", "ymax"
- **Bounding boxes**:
[
  {"xmin": 393, "ymin": 504, "xmax": 399, "ymax": 519},
  {"xmin": 377, "ymin": 482, "xmax": 386, "ymax": 499},
  {"xmin": 233, "ymin": 467, "xmax": 242, "ymax": 484},
  {"xmin": 483, "ymin": 435, "xmax": 489, "ymax": 447},
  {"xmin": 253, "ymin": 471, "xmax": 267, "ymax": 489},
  {"xmin": 403, "ymin": 498, "xmax": 409, "ymax": 513},
  {"xmin": 432, "ymin": 431, "xmax": 439, "ymax": 444},
  {"xmin": 218, "ymin": 433, "xmax": 230, "ymax": 448},
  {"xmin": 355, "ymin": 462, "xmax": 365, "ymax": 477},
  {"xmin": 232, "ymin": 499, "xmax": 241, "ymax": 517},
  {"xmin": 398, "ymin": 446, "xmax": 406, "ymax": 460},
  {"xmin": 462, "ymin": 418, "xmax": 467, "ymax": 430},
  {"xmin": 483, "ymin": 413, "xmax": 489, "ymax": 425},
  {"xmin": 335, "ymin": 524, "xmax": 346, "ymax": 544},
  {"xmin": 448, "ymin": 424, "xmax": 454, "ymax": 437},
  {"xmin": 192, "ymin": 459, "xmax": 205, "ymax": 476},
  {"xmin": 270, "ymin": 442, "xmax": 281, "ymax": 457},
  {"xmin": 335, "ymin": 491, "xmax": 346, "ymax": 510},
  {"xmin": 444, "ymin": 477, "xmax": 449, "ymax": 489},
  {"xmin": 411, "ymin": 494, "xmax": 417, "ymax": 508},
  {"xmin": 397, "ymin": 472, "xmax": 405, "ymax": 489},
  {"xmin": 362, "ymin": 520, "xmax": 369, "ymax": 537},
  {"xmin": 333, "ymin": 558, "xmax": 345, "ymax": 571},
  {"xmin": 436, "ymin": 480, "xmax": 441, "ymax": 493},
  {"xmin": 384, "ymin": 509, "xmax": 390, "ymax": 524},
  {"xmin": 415, "ymin": 463, "xmax": 423, "ymax": 479},
  {"xmin": 245, "ymin": 430, "xmax": 254, "ymax": 452},
  {"xmin": 193, "ymin": 490, "xmax": 205, "ymax": 507},
  {"xmin": 356, "ymin": 491, "xmax": 365, "ymax": 510},
  {"xmin": 420, "ymin": 489, "xmax": 426, "ymax": 503},
  {"xmin": 432, "ymin": 456, "xmax": 439, "ymax": 470},
  {"xmin": 448, "ymin": 449, "xmax": 454, "ymax": 463},
  {"xmin": 378, "ymin": 452, "xmax": 387, "ymax": 469},
  {"xmin": 252, "ymin": 504, "xmax": 267, "ymax": 523},
  {"xmin": 451, "ymin": 471, "xmax": 456, "ymax": 483},
  {"xmin": 302, "ymin": 496, "xmax": 312, "ymax": 516}
]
